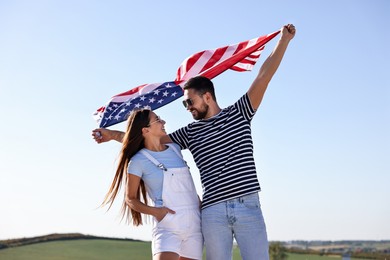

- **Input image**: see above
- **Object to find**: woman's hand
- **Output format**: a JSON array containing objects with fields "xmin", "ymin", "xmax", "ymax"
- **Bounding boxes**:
[
  {"xmin": 154, "ymin": 207, "xmax": 176, "ymax": 222},
  {"xmin": 92, "ymin": 128, "xmax": 124, "ymax": 143}
]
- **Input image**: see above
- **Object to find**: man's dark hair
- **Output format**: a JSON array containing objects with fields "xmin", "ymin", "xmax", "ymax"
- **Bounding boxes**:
[{"xmin": 184, "ymin": 76, "xmax": 217, "ymax": 101}]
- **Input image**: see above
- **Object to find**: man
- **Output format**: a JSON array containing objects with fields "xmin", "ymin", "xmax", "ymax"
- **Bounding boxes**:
[{"xmin": 93, "ymin": 24, "xmax": 296, "ymax": 260}]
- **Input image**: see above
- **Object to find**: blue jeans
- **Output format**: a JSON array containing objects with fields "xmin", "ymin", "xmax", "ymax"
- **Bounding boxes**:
[{"xmin": 201, "ymin": 193, "xmax": 269, "ymax": 260}]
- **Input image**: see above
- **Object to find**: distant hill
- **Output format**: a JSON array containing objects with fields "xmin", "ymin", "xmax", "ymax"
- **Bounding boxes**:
[
  {"xmin": 0, "ymin": 233, "xmax": 140, "ymax": 250},
  {"xmin": 282, "ymin": 240, "xmax": 390, "ymax": 253},
  {"xmin": 281, "ymin": 240, "xmax": 390, "ymax": 259}
]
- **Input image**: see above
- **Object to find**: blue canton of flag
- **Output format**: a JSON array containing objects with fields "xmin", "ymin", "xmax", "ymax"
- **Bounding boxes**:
[{"xmin": 98, "ymin": 81, "xmax": 183, "ymax": 128}]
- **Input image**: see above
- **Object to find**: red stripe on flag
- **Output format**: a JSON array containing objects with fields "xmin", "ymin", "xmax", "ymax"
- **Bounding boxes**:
[
  {"xmin": 177, "ymin": 51, "xmax": 205, "ymax": 80},
  {"xmin": 200, "ymin": 46, "xmax": 229, "ymax": 75},
  {"xmin": 200, "ymin": 31, "xmax": 279, "ymax": 79},
  {"xmin": 114, "ymin": 84, "xmax": 147, "ymax": 97}
]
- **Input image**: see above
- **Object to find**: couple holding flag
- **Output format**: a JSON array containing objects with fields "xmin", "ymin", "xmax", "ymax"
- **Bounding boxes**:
[{"xmin": 93, "ymin": 24, "xmax": 296, "ymax": 260}]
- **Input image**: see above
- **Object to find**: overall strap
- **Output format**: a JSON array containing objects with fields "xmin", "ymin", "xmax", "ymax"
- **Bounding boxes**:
[
  {"xmin": 167, "ymin": 144, "xmax": 189, "ymax": 168},
  {"xmin": 139, "ymin": 150, "xmax": 167, "ymax": 171},
  {"xmin": 167, "ymin": 144, "xmax": 183, "ymax": 159}
]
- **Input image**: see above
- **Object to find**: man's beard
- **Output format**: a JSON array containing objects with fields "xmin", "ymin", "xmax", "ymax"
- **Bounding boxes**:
[{"xmin": 191, "ymin": 104, "xmax": 209, "ymax": 120}]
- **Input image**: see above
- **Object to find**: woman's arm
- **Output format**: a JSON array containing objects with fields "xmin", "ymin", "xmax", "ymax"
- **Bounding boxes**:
[
  {"xmin": 125, "ymin": 174, "xmax": 175, "ymax": 222},
  {"xmin": 92, "ymin": 128, "xmax": 125, "ymax": 144},
  {"xmin": 92, "ymin": 128, "xmax": 173, "ymax": 145}
]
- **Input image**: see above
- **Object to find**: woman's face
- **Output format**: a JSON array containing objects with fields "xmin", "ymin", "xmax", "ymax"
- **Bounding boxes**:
[{"xmin": 146, "ymin": 112, "xmax": 166, "ymax": 136}]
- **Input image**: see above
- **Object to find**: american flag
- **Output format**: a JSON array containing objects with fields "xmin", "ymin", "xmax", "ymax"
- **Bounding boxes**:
[
  {"xmin": 93, "ymin": 30, "xmax": 280, "ymax": 128},
  {"xmin": 93, "ymin": 81, "xmax": 183, "ymax": 128}
]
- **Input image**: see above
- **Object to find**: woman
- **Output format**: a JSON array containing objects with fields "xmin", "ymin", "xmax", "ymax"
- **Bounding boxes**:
[{"xmin": 100, "ymin": 109, "xmax": 203, "ymax": 260}]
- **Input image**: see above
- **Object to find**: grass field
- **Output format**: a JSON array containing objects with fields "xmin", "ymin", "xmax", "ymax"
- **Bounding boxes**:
[
  {"xmin": 0, "ymin": 239, "xmax": 370, "ymax": 260},
  {"xmin": 0, "ymin": 239, "xmax": 151, "ymax": 260}
]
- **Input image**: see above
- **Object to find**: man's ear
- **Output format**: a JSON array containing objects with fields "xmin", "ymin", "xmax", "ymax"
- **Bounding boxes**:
[{"xmin": 204, "ymin": 92, "xmax": 213, "ymax": 104}]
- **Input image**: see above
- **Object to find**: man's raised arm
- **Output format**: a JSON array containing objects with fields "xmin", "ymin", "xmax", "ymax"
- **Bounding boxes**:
[{"xmin": 247, "ymin": 24, "xmax": 296, "ymax": 110}]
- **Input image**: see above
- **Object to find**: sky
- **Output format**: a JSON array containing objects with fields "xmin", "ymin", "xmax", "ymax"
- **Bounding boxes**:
[{"xmin": 0, "ymin": 0, "xmax": 389, "ymax": 242}]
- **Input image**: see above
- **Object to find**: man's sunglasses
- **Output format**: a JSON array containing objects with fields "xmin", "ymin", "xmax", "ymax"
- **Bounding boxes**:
[{"xmin": 182, "ymin": 98, "xmax": 194, "ymax": 108}]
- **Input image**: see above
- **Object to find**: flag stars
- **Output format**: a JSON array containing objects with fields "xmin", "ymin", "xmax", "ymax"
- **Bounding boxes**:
[
  {"xmin": 97, "ymin": 82, "xmax": 184, "ymax": 128},
  {"xmin": 105, "ymin": 115, "xmax": 113, "ymax": 120}
]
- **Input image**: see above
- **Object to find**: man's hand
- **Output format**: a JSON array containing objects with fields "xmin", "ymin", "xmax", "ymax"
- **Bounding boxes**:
[{"xmin": 281, "ymin": 24, "xmax": 296, "ymax": 41}]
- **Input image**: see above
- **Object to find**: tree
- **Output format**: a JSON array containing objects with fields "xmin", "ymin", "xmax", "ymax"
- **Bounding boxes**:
[{"xmin": 269, "ymin": 242, "xmax": 288, "ymax": 260}]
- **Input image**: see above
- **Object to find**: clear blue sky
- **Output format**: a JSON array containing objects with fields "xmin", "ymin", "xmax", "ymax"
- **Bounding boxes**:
[{"xmin": 0, "ymin": 0, "xmax": 389, "ymax": 241}]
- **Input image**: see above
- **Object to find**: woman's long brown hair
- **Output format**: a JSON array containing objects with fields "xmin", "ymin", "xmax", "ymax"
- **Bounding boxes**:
[{"xmin": 101, "ymin": 109, "xmax": 151, "ymax": 226}]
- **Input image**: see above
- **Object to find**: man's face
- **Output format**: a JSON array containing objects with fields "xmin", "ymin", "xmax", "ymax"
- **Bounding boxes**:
[{"xmin": 183, "ymin": 89, "xmax": 209, "ymax": 120}]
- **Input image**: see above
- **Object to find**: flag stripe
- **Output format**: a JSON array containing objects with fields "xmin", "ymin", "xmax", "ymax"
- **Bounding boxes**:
[
  {"xmin": 200, "ymin": 31, "xmax": 280, "ymax": 80},
  {"xmin": 199, "ymin": 46, "xmax": 229, "ymax": 75}
]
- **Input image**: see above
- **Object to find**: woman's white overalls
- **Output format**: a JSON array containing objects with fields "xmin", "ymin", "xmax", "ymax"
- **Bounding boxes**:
[{"xmin": 140, "ymin": 145, "xmax": 203, "ymax": 259}]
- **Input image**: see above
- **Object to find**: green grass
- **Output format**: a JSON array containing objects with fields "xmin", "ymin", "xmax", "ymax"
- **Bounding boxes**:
[
  {"xmin": 0, "ymin": 239, "xmax": 152, "ymax": 260},
  {"xmin": 0, "ymin": 239, "xmax": 372, "ymax": 260}
]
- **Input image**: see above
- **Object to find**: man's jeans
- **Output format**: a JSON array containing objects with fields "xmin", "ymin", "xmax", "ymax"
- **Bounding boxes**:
[{"xmin": 201, "ymin": 193, "xmax": 269, "ymax": 260}]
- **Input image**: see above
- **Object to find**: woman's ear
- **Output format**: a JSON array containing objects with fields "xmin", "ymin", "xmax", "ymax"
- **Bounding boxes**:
[{"xmin": 141, "ymin": 127, "xmax": 149, "ymax": 136}]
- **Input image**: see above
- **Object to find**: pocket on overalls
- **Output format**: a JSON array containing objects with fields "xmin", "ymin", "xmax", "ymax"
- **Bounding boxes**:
[{"xmin": 157, "ymin": 213, "xmax": 174, "ymax": 227}]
